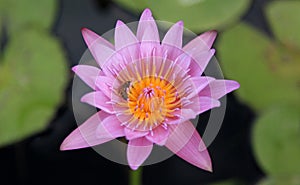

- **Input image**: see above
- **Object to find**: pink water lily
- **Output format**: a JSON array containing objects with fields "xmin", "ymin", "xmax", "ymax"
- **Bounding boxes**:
[{"xmin": 60, "ymin": 8, "xmax": 239, "ymax": 171}]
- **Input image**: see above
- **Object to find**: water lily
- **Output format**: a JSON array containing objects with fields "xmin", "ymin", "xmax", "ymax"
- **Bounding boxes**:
[{"xmin": 60, "ymin": 8, "xmax": 240, "ymax": 171}]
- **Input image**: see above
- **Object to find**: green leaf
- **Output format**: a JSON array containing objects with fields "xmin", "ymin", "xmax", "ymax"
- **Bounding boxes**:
[
  {"xmin": 0, "ymin": 29, "xmax": 68, "ymax": 147},
  {"xmin": 0, "ymin": 0, "xmax": 9, "ymax": 14},
  {"xmin": 264, "ymin": 43, "xmax": 300, "ymax": 85},
  {"xmin": 5, "ymin": 0, "xmax": 57, "ymax": 33},
  {"xmin": 253, "ymin": 107, "xmax": 300, "ymax": 175},
  {"xmin": 217, "ymin": 23, "xmax": 300, "ymax": 111},
  {"xmin": 266, "ymin": 1, "xmax": 300, "ymax": 49},
  {"xmin": 258, "ymin": 176, "xmax": 300, "ymax": 185},
  {"xmin": 114, "ymin": 0, "xmax": 251, "ymax": 32},
  {"xmin": 114, "ymin": 0, "xmax": 147, "ymax": 11}
]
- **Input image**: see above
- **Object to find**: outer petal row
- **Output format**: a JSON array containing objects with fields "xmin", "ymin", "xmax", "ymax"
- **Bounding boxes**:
[
  {"xmin": 81, "ymin": 28, "xmax": 115, "ymax": 68},
  {"xmin": 165, "ymin": 121, "xmax": 212, "ymax": 171},
  {"xmin": 127, "ymin": 137, "xmax": 153, "ymax": 170},
  {"xmin": 61, "ymin": 112, "xmax": 115, "ymax": 150},
  {"xmin": 199, "ymin": 79, "xmax": 240, "ymax": 99}
]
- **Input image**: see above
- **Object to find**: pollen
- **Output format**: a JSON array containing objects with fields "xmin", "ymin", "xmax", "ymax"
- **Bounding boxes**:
[
  {"xmin": 110, "ymin": 53, "xmax": 191, "ymax": 132},
  {"xmin": 126, "ymin": 76, "xmax": 180, "ymax": 130}
]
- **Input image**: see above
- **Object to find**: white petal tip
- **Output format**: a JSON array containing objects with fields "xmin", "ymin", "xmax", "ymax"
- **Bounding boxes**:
[{"xmin": 205, "ymin": 165, "xmax": 213, "ymax": 173}]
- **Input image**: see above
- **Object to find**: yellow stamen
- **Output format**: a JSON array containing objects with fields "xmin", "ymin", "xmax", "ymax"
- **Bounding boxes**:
[{"xmin": 125, "ymin": 76, "xmax": 180, "ymax": 130}]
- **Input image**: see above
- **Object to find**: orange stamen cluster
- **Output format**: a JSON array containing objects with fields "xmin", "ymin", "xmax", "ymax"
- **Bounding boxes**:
[{"xmin": 124, "ymin": 76, "xmax": 180, "ymax": 130}]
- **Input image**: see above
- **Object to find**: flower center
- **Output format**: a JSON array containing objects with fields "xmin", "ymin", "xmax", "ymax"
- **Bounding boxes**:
[
  {"xmin": 127, "ymin": 76, "xmax": 180, "ymax": 130},
  {"xmin": 109, "ymin": 54, "xmax": 192, "ymax": 132}
]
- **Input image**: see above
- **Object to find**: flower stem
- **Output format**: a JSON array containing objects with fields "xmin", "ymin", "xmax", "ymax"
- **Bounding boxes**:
[{"xmin": 129, "ymin": 167, "xmax": 142, "ymax": 185}]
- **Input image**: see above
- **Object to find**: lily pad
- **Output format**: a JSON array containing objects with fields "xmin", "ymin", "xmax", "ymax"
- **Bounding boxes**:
[
  {"xmin": 258, "ymin": 176, "xmax": 300, "ymax": 185},
  {"xmin": 114, "ymin": 0, "xmax": 147, "ymax": 11},
  {"xmin": 264, "ymin": 43, "xmax": 300, "ymax": 84},
  {"xmin": 0, "ymin": 29, "xmax": 67, "ymax": 147},
  {"xmin": 253, "ymin": 107, "xmax": 300, "ymax": 175},
  {"xmin": 266, "ymin": 1, "xmax": 300, "ymax": 49},
  {"xmin": 217, "ymin": 23, "xmax": 300, "ymax": 111},
  {"xmin": 114, "ymin": 0, "xmax": 251, "ymax": 32},
  {"xmin": 0, "ymin": 0, "xmax": 56, "ymax": 33}
]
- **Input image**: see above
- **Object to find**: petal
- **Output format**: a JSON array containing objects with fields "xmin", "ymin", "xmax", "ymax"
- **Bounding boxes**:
[
  {"xmin": 145, "ymin": 126, "xmax": 169, "ymax": 146},
  {"xmin": 114, "ymin": 21, "xmax": 140, "ymax": 65},
  {"xmin": 115, "ymin": 20, "xmax": 139, "ymax": 50},
  {"xmin": 95, "ymin": 75, "xmax": 114, "ymax": 97},
  {"xmin": 81, "ymin": 91, "xmax": 115, "ymax": 114},
  {"xmin": 190, "ymin": 49, "xmax": 215, "ymax": 76},
  {"xmin": 162, "ymin": 21, "xmax": 184, "ymax": 49},
  {"xmin": 81, "ymin": 28, "xmax": 115, "ymax": 68},
  {"xmin": 187, "ymin": 76, "xmax": 215, "ymax": 99},
  {"xmin": 96, "ymin": 115, "xmax": 125, "ymax": 138},
  {"xmin": 167, "ymin": 108, "xmax": 197, "ymax": 125},
  {"xmin": 124, "ymin": 127, "xmax": 149, "ymax": 140},
  {"xmin": 60, "ymin": 111, "xmax": 111, "ymax": 150},
  {"xmin": 183, "ymin": 30, "xmax": 217, "ymax": 53},
  {"xmin": 199, "ymin": 80, "xmax": 240, "ymax": 99},
  {"xmin": 187, "ymin": 57, "xmax": 202, "ymax": 77},
  {"xmin": 175, "ymin": 53, "xmax": 191, "ymax": 70},
  {"xmin": 72, "ymin": 65, "xmax": 101, "ymax": 90},
  {"xmin": 127, "ymin": 137, "xmax": 153, "ymax": 170},
  {"xmin": 137, "ymin": 8, "xmax": 160, "ymax": 43},
  {"xmin": 82, "ymin": 28, "xmax": 114, "ymax": 49},
  {"xmin": 165, "ymin": 121, "xmax": 212, "ymax": 171},
  {"xmin": 186, "ymin": 96, "xmax": 221, "ymax": 115}
]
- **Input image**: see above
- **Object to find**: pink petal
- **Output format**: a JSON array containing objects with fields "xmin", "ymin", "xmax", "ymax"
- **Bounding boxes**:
[
  {"xmin": 114, "ymin": 21, "xmax": 140, "ymax": 65},
  {"xmin": 183, "ymin": 30, "xmax": 217, "ymax": 53},
  {"xmin": 162, "ymin": 21, "xmax": 184, "ymax": 49},
  {"xmin": 137, "ymin": 9, "xmax": 160, "ymax": 58},
  {"xmin": 81, "ymin": 28, "xmax": 115, "ymax": 68},
  {"xmin": 115, "ymin": 20, "xmax": 139, "ymax": 50},
  {"xmin": 137, "ymin": 8, "xmax": 160, "ymax": 43},
  {"xmin": 187, "ymin": 58, "xmax": 202, "ymax": 77},
  {"xmin": 82, "ymin": 28, "xmax": 114, "ymax": 49},
  {"xmin": 165, "ymin": 121, "xmax": 212, "ymax": 171},
  {"xmin": 95, "ymin": 76, "xmax": 113, "ymax": 97},
  {"xmin": 72, "ymin": 65, "xmax": 101, "ymax": 90},
  {"xmin": 81, "ymin": 91, "xmax": 115, "ymax": 114},
  {"xmin": 96, "ymin": 115, "xmax": 124, "ymax": 138},
  {"xmin": 199, "ymin": 80, "xmax": 240, "ymax": 99},
  {"xmin": 167, "ymin": 109, "xmax": 197, "ymax": 125},
  {"xmin": 187, "ymin": 76, "xmax": 215, "ymax": 99},
  {"xmin": 60, "ymin": 111, "xmax": 111, "ymax": 150},
  {"xmin": 127, "ymin": 137, "xmax": 153, "ymax": 170},
  {"xmin": 175, "ymin": 53, "xmax": 191, "ymax": 70},
  {"xmin": 145, "ymin": 126, "xmax": 169, "ymax": 146},
  {"xmin": 124, "ymin": 127, "xmax": 149, "ymax": 140},
  {"xmin": 186, "ymin": 96, "xmax": 221, "ymax": 115},
  {"xmin": 191, "ymin": 49, "xmax": 215, "ymax": 76}
]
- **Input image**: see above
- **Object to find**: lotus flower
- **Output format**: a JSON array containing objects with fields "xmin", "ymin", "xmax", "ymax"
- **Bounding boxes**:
[{"xmin": 60, "ymin": 8, "xmax": 240, "ymax": 171}]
